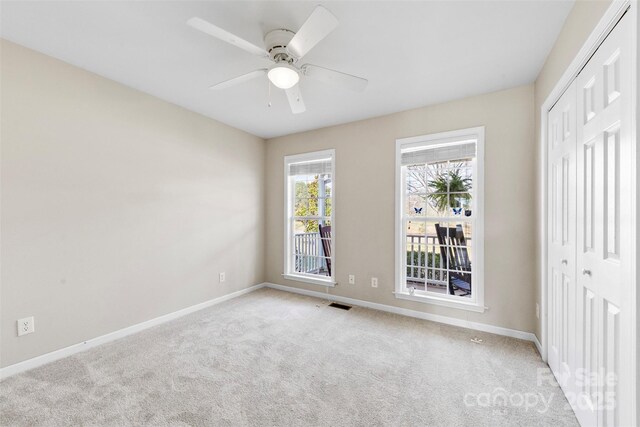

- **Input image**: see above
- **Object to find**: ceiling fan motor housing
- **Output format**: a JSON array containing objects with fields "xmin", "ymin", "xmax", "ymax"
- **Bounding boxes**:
[{"xmin": 264, "ymin": 29, "xmax": 296, "ymax": 63}]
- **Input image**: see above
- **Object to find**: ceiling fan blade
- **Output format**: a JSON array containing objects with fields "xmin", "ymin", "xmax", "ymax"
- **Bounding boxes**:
[
  {"xmin": 286, "ymin": 6, "xmax": 338, "ymax": 59},
  {"xmin": 285, "ymin": 85, "xmax": 306, "ymax": 114},
  {"xmin": 302, "ymin": 64, "xmax": 368, "ymax": 92},
  {"xmin": 209, "ymin": 69, "xmax": 267, "ymax": 90},
  {"xmin": 187, "ymin": 17, "xmax": 269, "ymax": 58}
]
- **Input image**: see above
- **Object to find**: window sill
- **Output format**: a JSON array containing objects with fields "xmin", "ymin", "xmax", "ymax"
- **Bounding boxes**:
[
  {"xmin": 394, "ymin": 291, "xmax": 485, "ymax": 313},
  {"xmin": 282, "ymin": 274, "xmax": 336, "ymax": 287}
]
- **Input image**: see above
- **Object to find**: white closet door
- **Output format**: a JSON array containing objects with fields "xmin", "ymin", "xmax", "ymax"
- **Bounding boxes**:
[
  {"xmin": 547, "ymin": 80, "xmax": 577, "ymax": 396},
  {"xmin": 575, "ymin": 12, "xmax": 632, "ymax": 427}
]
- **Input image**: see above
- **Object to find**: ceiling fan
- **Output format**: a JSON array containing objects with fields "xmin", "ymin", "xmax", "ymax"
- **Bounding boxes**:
[{"xmin": 187, "ymin": 5, "xmax": 368, "ymax": 114}]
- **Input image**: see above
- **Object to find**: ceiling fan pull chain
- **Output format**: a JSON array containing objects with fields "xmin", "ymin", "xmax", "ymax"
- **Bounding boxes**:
[{"xmin": 268, "ymin": 80, "xmax": 272, "ymax": 107}]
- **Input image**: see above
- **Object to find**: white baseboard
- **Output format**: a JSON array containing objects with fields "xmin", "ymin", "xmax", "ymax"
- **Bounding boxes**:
[
  {"xmin": 0, "ymin": 283, "xmax": 266, "ymax": 380},
  {"xmin": 533, "ymin": 334, "xmax": 543, "ymax": 356},
  {"xmin": 265, "ymin": 283, "xmax": 539, "ymax": 344},
  {"xmin": 1, "ymin": 281, "xmax": 541, "ymax": 380}
]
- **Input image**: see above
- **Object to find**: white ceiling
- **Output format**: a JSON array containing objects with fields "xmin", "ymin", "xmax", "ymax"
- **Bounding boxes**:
[{"xmin": 1, "ymin": 1, "xmax": 574, "ymax": 138}]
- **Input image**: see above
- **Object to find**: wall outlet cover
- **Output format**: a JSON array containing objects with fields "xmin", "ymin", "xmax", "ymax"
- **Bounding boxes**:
[
  {"xmin": 17, "ymin": 317, "xmax": 35, "ymax": 336},
  {"xmin": 219, "ymin": 272, "xmax": 226, "ymax": 283},
  {"xmin": 371, "ymin": 277, "xmax": 378, "ymax": 288}
]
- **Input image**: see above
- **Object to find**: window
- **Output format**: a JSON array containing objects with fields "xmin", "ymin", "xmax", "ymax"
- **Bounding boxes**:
[
  {"xmin": 395, "ymin": 127, "xmax": 484, "ymax": 312},
  {"xmin": 284, "ymin": 150, "xmax": 335, "ymax": 286}
]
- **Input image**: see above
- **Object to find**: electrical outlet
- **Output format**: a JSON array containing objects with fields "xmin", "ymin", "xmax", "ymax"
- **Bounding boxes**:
[
  {"xmin": 371, "ymin": 277, "xmax": 378, "ymax": 288},
  {"xmin": 219, "ymin": 272, "xmax": 226, "ymax": 283},
  {"xmin": 348, "ymin": 275, "xmax": 355, "ymax": 285},
  {"xmin": 536, "ymin": 303, "xmax": 540, "ymax": 319},
  {"xmin": 17, "ymin": 317, "xmax": 35, "ymax": 337}
]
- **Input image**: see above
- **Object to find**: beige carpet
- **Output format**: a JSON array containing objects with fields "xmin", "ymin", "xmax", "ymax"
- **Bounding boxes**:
[{"xmin": 0, "ymin": 288, "xmax": 577, "ymax": 426}]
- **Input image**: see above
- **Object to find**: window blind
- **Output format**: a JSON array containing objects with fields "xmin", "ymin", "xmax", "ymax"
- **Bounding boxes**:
[
  {"xmin": 288, "ymin": 158, "xmax": 333, "ymax": 176},
  {"xmin": 401, "ymin": 142, "xmax": 476, "ymax": 166}
]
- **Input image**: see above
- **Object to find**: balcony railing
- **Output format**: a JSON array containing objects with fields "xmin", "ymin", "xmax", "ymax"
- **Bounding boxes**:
[
  {"xmin": 407, "ymin": 232, "xmax": 474, "ymax": 292},
  {"xmin": 294, "ymin": 232, "xmax": 328, "ymax": 275},
  {"xmin": 293, "ymin": 232, "xmax": 468, "ymax": 287},
  {"xmin": 406, "ymin": 234, "xmax": 447, "ymax": 290}
]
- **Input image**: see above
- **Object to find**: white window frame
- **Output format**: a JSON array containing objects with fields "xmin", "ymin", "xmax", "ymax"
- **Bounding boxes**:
[
  {"xmin": 395, "ymin": 127, "xmax": 485, "ymax": 312},
  {"xmin": 283, "ymin": 149, "xmax": 336, "ymax": 287}
]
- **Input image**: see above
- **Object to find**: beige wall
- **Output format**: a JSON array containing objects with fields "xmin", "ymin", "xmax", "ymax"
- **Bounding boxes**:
[
  {"xmin": 0, "ymin": 40, "xmax": 265, "ymax": 367},
  {"xmin": 1, "ymin": 0, "xmax": 619, "ymax": 368},
  {"xmin": 533, "ymin": 0, "xmax": 612, "ymax": 341},
  {"xmin": 265, "ymin": 85, "xmax": 536, "ymax": 333}
]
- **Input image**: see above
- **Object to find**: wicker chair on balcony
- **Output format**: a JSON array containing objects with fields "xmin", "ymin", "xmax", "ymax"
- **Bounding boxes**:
[
  {"xmin": 318, "ymin": 224, "xmax": 332, "ymax": 276},
  {"xmin": 434, "ymin": 223, "xmax": 472, "ymax": 296}
]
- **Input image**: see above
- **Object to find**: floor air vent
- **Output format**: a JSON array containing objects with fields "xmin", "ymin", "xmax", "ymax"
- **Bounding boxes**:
[{"xmin": 329, "ymin": 302, "xmax": 352, "ymax": 310}]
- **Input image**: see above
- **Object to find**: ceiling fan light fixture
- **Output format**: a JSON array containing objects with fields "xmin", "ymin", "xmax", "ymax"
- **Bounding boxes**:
[{"xmin": 267, "ymin": 64, "xmax": 299, "ymax": 89}]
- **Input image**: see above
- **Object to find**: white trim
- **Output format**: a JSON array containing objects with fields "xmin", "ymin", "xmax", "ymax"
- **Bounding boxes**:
[
  {"xmin": 538, "ymin": 1, "xmax": 637, "ymax": 423},
  {"xmin": 394, "ymin": 126, "xmax": 485, "ymax": 313},
  {"xmin": 533, "ymin": 334, "xmax": 543, "ymax": 357},
  {"xmin": 394, "ymin": 291, "xmax": 485, "ymax": 313},
  {"xmin": 396, "ymin": 129, "xmax": 482, "ymax": 147},
  {"xmin": 1, "ymin": 281, "xmax": 542, "ymax": 382},
  {"xmin": 282, "ymin": 273, "xmax": 336, "ymax": 287},
  {"xmin": 283, "ymin": 149, "xmax": 336, "ymax": 283},
  {"xmin": 633, "ymin": 0, "xmax": 639, "ymax": 417},
  {"xmin": 0, "ymin": 283, "xmax": 266, "ymax": 381},
  {"xmin": 283, "ymin": 149, "xmax": 335, "ymax": 164},
  {"xmin": 539, "ymin": 0, "xmax": 632, "ymax": 365},
  {"xmin": 265, "ymin": 283, "xmax": 537, "ymax": 343}
]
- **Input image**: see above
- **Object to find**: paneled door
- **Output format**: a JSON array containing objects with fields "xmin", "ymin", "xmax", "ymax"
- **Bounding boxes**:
[
  {"xmin": 575, "ymin": 12, "xmax": 632, "ymax": 427},
  {"xmin": 547, "ymin": 80, "xmax": 577, "ymax": 397}
]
